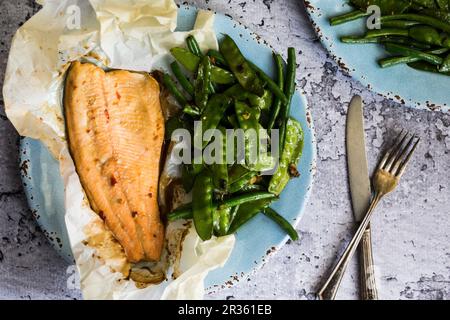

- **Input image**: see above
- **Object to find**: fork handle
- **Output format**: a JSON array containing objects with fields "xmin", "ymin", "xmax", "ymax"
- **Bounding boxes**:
[
  {"xmin": 360, "ymin": 224, "xmax": 378, "ymax": 300},
  {"xmin": 317, "ymin": 193, "xmax": 382, "ymax": 300}
]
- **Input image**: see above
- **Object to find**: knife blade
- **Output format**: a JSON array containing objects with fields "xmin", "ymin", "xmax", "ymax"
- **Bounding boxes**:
[
  {"xmin": 346, "ymin": 95, "xmax": 378, "ymax": 300},
  {"xmin": 346, "ymin": 95, "xmax": 371, "ymax": 222}
]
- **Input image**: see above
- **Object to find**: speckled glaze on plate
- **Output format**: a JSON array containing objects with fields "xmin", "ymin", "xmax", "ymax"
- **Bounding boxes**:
[
  {"xmin": 304, "ymin": 0, "xmax": 450, "ymax": 112},
  {"xmin": 19, "ymin": 5, "xmax": 315, "ymax": 292}
]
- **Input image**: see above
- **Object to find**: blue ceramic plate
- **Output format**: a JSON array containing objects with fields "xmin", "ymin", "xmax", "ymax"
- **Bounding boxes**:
[
  {"xmin": 305, "ymin": 1, "xmax": 450, "ymax": 112},
  {"xmin": 19, "ymin": 5, "xmax": 315, "ymax": 291}
]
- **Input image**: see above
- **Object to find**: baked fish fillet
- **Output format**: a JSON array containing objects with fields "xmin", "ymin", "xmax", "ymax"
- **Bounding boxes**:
[{"xmin": 65, "ymin": 61, "xmax": 165, "ymax": 263}]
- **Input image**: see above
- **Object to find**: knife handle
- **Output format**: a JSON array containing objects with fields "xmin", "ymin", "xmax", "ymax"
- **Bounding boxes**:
[{"xmin": 359, "ymin": 224, "xmax": 378, "ymax": 300}]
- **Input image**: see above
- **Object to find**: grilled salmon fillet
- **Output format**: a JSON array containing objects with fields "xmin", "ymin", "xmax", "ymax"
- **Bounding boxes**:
[{"xmin": 64, "ymin": 61, "xmax": 165, "ymax": 263}]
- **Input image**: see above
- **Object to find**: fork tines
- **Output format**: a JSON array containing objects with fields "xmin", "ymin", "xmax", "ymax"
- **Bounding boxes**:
[{"xmin": 378, "ymin": 130, "xmax": 420, "ymax": 177}]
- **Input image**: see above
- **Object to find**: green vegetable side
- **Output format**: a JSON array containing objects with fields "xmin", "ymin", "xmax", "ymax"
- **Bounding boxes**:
[
  {"xmin": 330, "ymin": 0, "xmax": 450, "ymax": 76},
  {"xmin": 163, "ymin": 34, "xmax": 304, "ymax": 241}
]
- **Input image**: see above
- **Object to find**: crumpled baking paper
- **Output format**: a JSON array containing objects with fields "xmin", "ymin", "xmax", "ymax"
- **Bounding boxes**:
[{"xmin": 3, "ymin": 0, "xmax": 235, "ymax": 300}]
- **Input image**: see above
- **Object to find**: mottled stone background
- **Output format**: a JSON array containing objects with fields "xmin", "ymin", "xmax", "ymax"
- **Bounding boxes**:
[{"xmin": 0, "ymin": 0, "xmax": 449, "ymax": 300}]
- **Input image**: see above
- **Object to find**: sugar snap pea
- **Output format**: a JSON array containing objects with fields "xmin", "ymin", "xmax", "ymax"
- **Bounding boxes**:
[
  {"xmin": 195, "ymin": 94, "xmax": 232, "ymax": 148},
  {"xmin": 170, "ymin": 47, "xmax": 236, "ymax": 84},
  {"xmin": 409, "ymin": 25, "xmax": 442, "ymax": 46},
  {"xmin": 220, "ymin": 35, "xmax": 265, "ymax": 96},
  {"xmin": 187, "ymin": 35, "xmax": 203, "ymax": 57},
  {"xmin": 263, "ymin": 207, "xmax": 299, "ymax": 241},
  {"xmin": 269, "ymin": 118, "xmax": 303, "ymax": 196},
  {"xmin": 195, "ymin": 56, "xmax": 212, "ymax": 110},
  {"xmin": 192, "ymin": 171, "xmax": 214, "ymax": 240}
]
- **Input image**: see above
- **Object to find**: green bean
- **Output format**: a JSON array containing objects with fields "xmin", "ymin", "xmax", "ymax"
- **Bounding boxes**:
[
  {"xmin": 247, "ymin": 60, "xmax": 288, "ymax": 104},
  {"xmin": 329, "ymin": 10, "xmax": 369, "ymax": 26},
  {"xmin": 163, "ymin": 74, "xmax": 188, "ymax": 106},
  {"xmin": 379, "ymin": 47, "xmax": 449, "ymax": 68},
  {"xmin": 195, "ymin": 56, "xmax": 212, "ymax": 110},
  {"xmin": 279, "ymin": 48, "xmax": 297, "ymax": 153},
  {"xmin": 365, "ymin": 28, "xmax": 410, "ymax": 38},
  {"xmin": 384, "ymin": 43, "xmax": 444, "ymax": 65},
  {"xmin": 192, "ymin": 171, "xmax": 214, "ymax": 240},
  {"xmin": 381, "ymin": 14, "xmax": 450, "ymax": 33},
  {"xmin": 187, "ymin": 35, "xmax": 203, "ymax": 57},
  {"xmin": 170, "ymin": 47, "xmax": 235, "ymax": 84},
  {"xmin": 227, "ymin": 197, "xmax": 275, "ymax": 234},
  {"xmin": 170, "ymin": 61, "xmax": 194, "ymax": 96},
  {"xmin": 263, "ymin": 207, "xmax": 299, "ymax": 241},
  {"xmin": 167, "ymin": 204, "xmax": 192, "ymax": 221},
  {"xmin": 239, "ymin": 184, "xmax": 266, "ymax": 192},
  {"xmin": 268, "ymin": 53, "xmax": 285, "ymax": 131},
  {"xmin": 341, "ymin": 35, "xmax": 432, "ymax": 49},
  {"xmin": 218, "ymin": 192, "xmax": 276, "ymax": 209},
  {"xmin": 220, "ymin": 35, "xmax": 265, "ymax": 96},
  {"xmin": 381, "ymin": 20, "xmax": 420, "ymax": 29},
  {"xmin": 167, "ymin": 192, "xmax": 276, "ymax": 221},
  {"xmin": 207, "ymin": 49, "xmax": 229, "ymax": 67}
]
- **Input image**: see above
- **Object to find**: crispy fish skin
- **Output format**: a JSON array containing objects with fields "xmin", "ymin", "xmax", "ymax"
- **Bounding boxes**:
[{"xmin": 65, "ymin": 61, "xmax": 165, "ymax": 262}]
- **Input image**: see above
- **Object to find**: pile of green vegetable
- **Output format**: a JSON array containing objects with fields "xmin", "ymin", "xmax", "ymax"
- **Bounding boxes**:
[
  {"xmin": 330, "ymin": 0, "xmax": 450, "ymax": 75},
  {"xmin": 163, "ymin": 34, "xmax": 303, "ymax": 241}
]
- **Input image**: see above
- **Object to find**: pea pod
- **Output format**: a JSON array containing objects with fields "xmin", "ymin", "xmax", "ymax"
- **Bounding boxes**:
[
  {"xmin": 170, "ymin": 47, "xmax": 236, "ymax": 84},
  {"xmin": 228, "ymin": 197, "xmax": 274, "ymax": 234},
  {"xmin": 409, "ymin": 25, "xmax": 442, "ymax": 46},
  {"xmin": 195, "ymin": 56, "xmax": 212, "ymax": 110},
  {"xmin": 228, "ymin": 171, "xmax": 258, "ymax": 193},
  {"xmin": 438, "ymin": 53, "xmax": 450, "ymax": 72},
  {"xmin": 220, "ymin": 35, "xmax": 265, "ymax": 96},
  {"xmin": 235, "ymin": 100, "xmax": 260, "ymax": 167},
  {"xmin": 187, "ymin": 35, "xmax": 203, "ymax": 57},
  {"xmin": 211, "ymin": 126, "xmax": 229, "ymax": 190},
  {"xmin": 214, "ymin": 206, "xmax": 232, "ymax": 236},
  {"xmin": 269, "ymin": 118, "xmax": 304, "ymax": 195},
  {"xmin": 192, "ymin": 171, "xmax": 214, "ymax": 240},
  {"xmin": 195, "ymin": 94, "xmax": 232, "ymax": 148}
]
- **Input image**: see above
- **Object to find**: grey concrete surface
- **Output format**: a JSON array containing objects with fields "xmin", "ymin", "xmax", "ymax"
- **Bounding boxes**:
[{"xmin": 0, "ymin": 0, "xmax": 449, "ymax": 300}]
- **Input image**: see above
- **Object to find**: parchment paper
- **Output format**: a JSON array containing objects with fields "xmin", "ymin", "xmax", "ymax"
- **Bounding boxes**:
[{"xmin": 3, "ymin": 0, "xmax": 235, "ymax": 300}]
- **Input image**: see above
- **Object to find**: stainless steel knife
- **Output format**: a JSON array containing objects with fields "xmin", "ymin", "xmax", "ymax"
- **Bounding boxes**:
[{"xmin": 346, "ymin": 95, "xmax": 378, "ymax": 300}]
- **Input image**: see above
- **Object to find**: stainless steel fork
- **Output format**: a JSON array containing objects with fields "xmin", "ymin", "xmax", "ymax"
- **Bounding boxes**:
[{"xmin": 318, "ymin": 130, "xmax": 420, "ymax": 300}]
